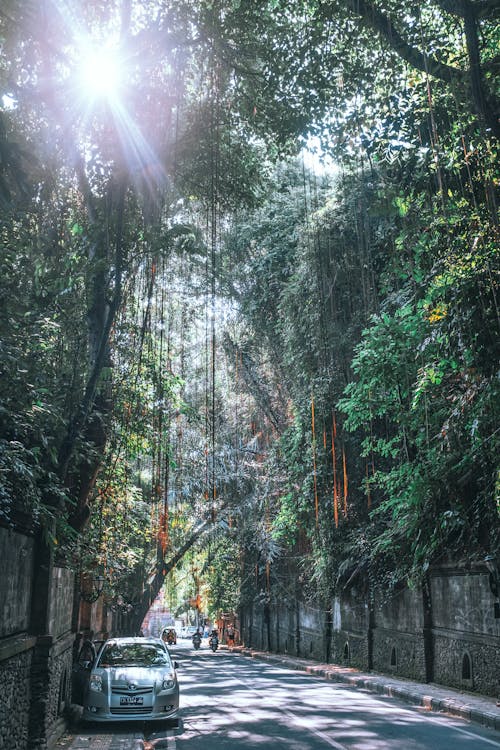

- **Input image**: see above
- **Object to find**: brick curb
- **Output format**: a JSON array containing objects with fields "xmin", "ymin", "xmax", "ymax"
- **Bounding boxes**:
[{"xmin": 235, "ymin": 647, "xmax": 500, "ymax": 731}]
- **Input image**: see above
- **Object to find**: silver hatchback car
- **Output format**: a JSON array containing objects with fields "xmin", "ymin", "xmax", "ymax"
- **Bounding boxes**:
[{"xmin": 81, "ymin": 637, "xmax": 179, "ymax": 723}]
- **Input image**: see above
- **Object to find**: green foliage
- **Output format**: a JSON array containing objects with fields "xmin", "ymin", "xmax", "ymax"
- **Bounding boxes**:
[
  {"xmin": 204, "ymin": 537, "xmax": 242, "ymax": 617},
  {"xmin": 174, "ymin": 101, "xmax": 270, "ymax": 210},
  {"xmin": 338, "ymin": 193, "xmax": 499, "ymax": 585},
  {"xmin": 1, "ymin": 0, "xmax": 498, "ymax": 617},
  {"xmin": 224, "ymin": 104, "xmax": 498, "ymax": 603},
  {"xmin": 0, "ymin": 197, "xmax": 89, "ymax": 528}
]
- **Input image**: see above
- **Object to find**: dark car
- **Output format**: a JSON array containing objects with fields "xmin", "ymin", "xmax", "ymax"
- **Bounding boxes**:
[
  {"xmin": 161, "ymin": 628, "xmax": 177, "ymax": 645},
  {"xmin": 77, "ymin": 637, "xmax": 179, "ymax": 724}
]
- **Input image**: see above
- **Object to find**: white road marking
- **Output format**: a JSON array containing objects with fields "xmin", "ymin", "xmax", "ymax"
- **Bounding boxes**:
[
  {"xmin": 232, "ymin": 669, "xmax": 349, "ymax": 749},
  {"xmin": 233, "ymin": 658, "xmax": 500, "ymax": 749},
  {"xmin": 416, "ymin": 711, "xmax": 500, "ymax": 748},
  {"xmin": 282, "ymin": 706, "xmax": 349, "ymax": 749}
]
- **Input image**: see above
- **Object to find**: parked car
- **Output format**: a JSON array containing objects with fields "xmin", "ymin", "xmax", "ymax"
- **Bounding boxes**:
[
  {"xmin": 77, "ymin": 637, "xmax": 179, "ymax": 724},
  {"xmin": 181, "ymin": 626, "xmax": 197, "ymax": 639}
]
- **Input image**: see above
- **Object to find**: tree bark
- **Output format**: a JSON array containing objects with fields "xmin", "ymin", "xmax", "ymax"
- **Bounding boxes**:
[
  {"xmin": 129, "ymin": 521, "xmax": 212, "ymax": 633},
  {"xmin": 461, "ymin": 1, "xmax": 500, "ymax": 138},
  {"xmin": 343, "ymin": 0, "xmax": 463, "ymax": 85},
  {"xmin": 60, "ymin": 177, "xmax": 127, "ymax": 529}
]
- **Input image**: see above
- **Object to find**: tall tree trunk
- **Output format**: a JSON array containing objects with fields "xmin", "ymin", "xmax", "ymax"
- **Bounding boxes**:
[
  {"xmin": 60, "ymin": 177, "xmax": 126, "ymax": 530},
  {"xmin": 129, "ymin": 521, "xmax": 211, "ymax": 633},
  {"xmin": 461, "ymin": 1, "xmax": 500, "ymax": 139}
]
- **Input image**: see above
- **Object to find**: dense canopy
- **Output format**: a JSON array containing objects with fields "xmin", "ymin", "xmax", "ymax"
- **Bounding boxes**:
[{"xmin": 0, "ymin": 0, "xmax": 498, "ymax": 621}]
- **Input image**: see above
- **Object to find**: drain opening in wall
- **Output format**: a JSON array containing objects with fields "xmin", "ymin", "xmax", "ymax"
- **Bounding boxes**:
[
  {"xmin": 461, "ymin": 652, "xmax": 472, "ymax": 682},
  {"xmin": 343, "ymin": 641, "xmax": 350, "ymax": 663}
]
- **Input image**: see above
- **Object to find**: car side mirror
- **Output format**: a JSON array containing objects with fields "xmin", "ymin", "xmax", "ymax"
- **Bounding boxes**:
[{"xmin": 173, "ymin": 661, "xmax": 179, "ymax": 669}]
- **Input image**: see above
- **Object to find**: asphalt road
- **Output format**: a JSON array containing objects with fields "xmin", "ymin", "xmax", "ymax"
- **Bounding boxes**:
[{"xmin": 71, "ymin": 639, "xmax": 500, "ymax": 750}]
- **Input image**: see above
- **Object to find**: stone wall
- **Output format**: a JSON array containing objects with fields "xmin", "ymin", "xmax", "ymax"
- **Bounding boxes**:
[
  {"xmin": 0, "ymin": 636, "xmax": 36, "ymax": 750},
  {"xmin": 330, "ymin": 586, "xmax": 369, "ymax": 669},
  {"xmin": 0, "ymin": 523, "xmax": 77, "ymax": 750},
  {"xmin": 42, "ymin": 633, "xmax": 74, "ymax": 750},
  {"xmin": 430, "ymin": 566, "xmax": 500, "ymax": 694},
  {"xmin": 241, "ymin": 562, "xmax": 500, "ymax": 697},
  {"xmin": 372, "ymin": 587, "xmax": 426, "ymax": 681},
  {"xmin": 0, "ymin": 527, "xmax": 36, "ymax": 750},
  {"xmin": 1, "ymin": 618, "xmax": 82, "ymax": 750},
  {"xmin": 28, "ymin": 566, "xmax": 75, "ymax": 750}
]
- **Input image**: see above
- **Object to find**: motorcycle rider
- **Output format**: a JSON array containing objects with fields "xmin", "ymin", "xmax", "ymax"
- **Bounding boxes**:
[
  {"xmin": 208, "ymin": 628, "xmax": 219, "ymax": 651},
  {"xmin": 192, "ymin": 628, "xmax": 202, "ymax": 648}
]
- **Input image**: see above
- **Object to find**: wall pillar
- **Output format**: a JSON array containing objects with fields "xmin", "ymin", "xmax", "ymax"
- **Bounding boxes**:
[
  {"xmin": 294, "ymin": 594, "xmax": 300, "ymax": 657},
  {"xmin": 325, "ymin": 606, "xmax": 332, "ymax": 663},
  {"xmin": 28, "ymin": 636, "xmax": 53, "ymax": 750},
  {"xmin": 423, "ymin": 574, "xmax": 434, "ymax": 683},
  {"xmin": 28, "ymin": 531, "xmax": 54, "ymax": 750},
  {"xmin": 367, "ymin": 601, "xmax": 374, "ymax": 670}
]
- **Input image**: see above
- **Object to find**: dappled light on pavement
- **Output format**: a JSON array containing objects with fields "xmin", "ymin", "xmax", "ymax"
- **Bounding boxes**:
[{"xmin": 68, "ymin": 646, "xmax": 500, "ymax": 750}]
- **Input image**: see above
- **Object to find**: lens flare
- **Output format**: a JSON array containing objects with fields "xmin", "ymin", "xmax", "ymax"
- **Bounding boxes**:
[{"xmin": 80, "ymin": 48, "xmax": 121, "ymax": 100}]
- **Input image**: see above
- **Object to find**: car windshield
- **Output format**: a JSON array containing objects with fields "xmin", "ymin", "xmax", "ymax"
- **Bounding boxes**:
[{"xmin": 98, "ymin": 643, "xmax": 170, "ymax": 668}]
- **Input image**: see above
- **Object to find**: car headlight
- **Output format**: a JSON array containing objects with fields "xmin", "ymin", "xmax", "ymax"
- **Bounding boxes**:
[
  {"xmin": 89, "ymin": 674, "xmax": 103, "ymax": 692},
  {"xmin": 162, "ymin": 676, "xmax": 175, "ymax": 689}
]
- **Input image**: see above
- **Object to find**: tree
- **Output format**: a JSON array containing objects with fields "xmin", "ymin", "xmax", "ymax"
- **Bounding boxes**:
[
  {"xmin": 219, "ymin": 0, "xmax": 500, "ymax": 143},
  {"xmin": 0, "ymin": 0, "xmax": 268, "ymax": 538},
  {"xmin": 1, "ymin": 0, "xmax": 498, "ymax": 627}
]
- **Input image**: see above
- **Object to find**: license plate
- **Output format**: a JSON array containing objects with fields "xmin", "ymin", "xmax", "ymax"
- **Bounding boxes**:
[{"xmin": 120, "ymin": 696, "xmax": 144, "ymax": 705}]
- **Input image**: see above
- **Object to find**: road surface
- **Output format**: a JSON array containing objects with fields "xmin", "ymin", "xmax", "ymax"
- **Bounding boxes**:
[{"xmin": 70, "ymin": 639, "xmax": 500, "ymax": 750}]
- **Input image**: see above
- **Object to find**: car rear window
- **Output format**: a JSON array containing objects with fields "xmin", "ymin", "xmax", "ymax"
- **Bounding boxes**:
[{"xmin": 98, "ymin": 643, "xmax": 170, "ymax": 668}]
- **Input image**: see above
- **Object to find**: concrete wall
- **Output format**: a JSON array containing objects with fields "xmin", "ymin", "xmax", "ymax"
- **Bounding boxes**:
[
  {"xmin": 48, "ymin": 568, "xmax": 74, "ymax": 638},
  {"xmin": 430, "ymin": 567, "xmax": 500, "ymax": 695},
  {"xmin": 372, "ymin": 587, "xmax": 426, "ymax": 681},
  {"xmin": 242, "ymin": 562, "xmax": 500, "ymax": 696},
  {"xmin": 278, "ymin": 599, "xmax": 298, "ymax": 655},
  {"xmin": 297, "ymin": 601, "xmax": 325, "ymax": 661},
  {"xmin": 245, "ymin": 597, "xmax": 331, "ymax": 662},
  {"xmin": 0, "ymin": 529, "xmax": 34, "ymax": 637},
  {"xmin": 0, "ymin": 528, "xmax": 36, "ymax": 750},
  {"xmin": 330, "ymin": 586, "xmax": 369, "ymax": 669}
]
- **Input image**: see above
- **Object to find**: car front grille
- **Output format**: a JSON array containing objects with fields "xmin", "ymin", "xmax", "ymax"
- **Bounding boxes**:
[
  {"xmin": 110, "ymin": 706, "xmax": 153, "ymax": 715},
  {"xmin": 112, "ymin": 687, "xmax": 153, "ymax": 695}
]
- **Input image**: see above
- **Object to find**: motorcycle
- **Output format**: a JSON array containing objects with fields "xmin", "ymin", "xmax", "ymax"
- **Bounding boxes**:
[
  {"xmin": 192, "ymin": 632, "xmax": 202, "ymax": 650},
  {"xmin": 209, "ymin": 634, "xmax": 218, "ymax": 652}
]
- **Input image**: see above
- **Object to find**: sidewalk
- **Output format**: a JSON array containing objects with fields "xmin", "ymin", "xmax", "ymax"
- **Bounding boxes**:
[{"xmin": 232, "ymin": 646, "xmax": 500, "ymax": 731}]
